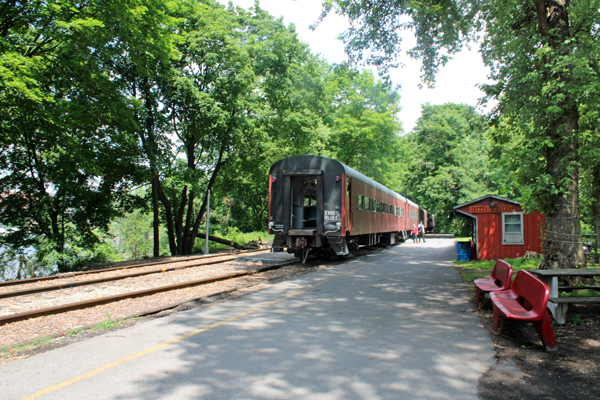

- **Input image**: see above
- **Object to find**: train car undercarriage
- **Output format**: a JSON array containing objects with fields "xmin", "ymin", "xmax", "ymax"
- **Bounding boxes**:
[{"xmin": 271, "ymin": 230, "xmax": 403, "ymax": 262}]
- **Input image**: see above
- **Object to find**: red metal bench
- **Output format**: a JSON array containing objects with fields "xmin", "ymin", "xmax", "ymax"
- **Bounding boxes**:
[
  {"xmin": 490, "ymin": 270, "xmax": 558, "ymax": 351},
  {"xmin": 474, "ymin": 259, "xmax": 513, "ymax": 308}
]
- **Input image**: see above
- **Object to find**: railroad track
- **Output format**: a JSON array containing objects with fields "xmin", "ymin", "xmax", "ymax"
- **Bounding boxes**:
[
  {"xmin": 0, "ymin": 254, "xmax": 249, "ymax": 299},
  {"xmin": 0, "ymin": 249, "xmax": 297, "ymax": 326},
  {"xmin": 0, "ymin": 249, "xmax": 266, "ymax": 288},
  {"xmin": 0, "ymin": 246, "xmax": 387, "ymax": 351}
]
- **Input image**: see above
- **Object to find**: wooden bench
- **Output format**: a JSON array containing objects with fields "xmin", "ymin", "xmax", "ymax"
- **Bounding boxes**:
[
  {"xmin": 474, "ymin": 259, "xmax": 513, "ymax": 308},
  {"xmin": 490, "ymin": 270, "xmax": 558, "ymax": 351}
]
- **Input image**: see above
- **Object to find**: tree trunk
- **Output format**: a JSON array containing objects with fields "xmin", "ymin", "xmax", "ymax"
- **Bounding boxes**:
[
  {"xmin": 542, "ymin": 170, "xmax": 584, "ymax": 269},
  {"xmin": 182, "ymin": 143, "xmax": 227, "ymax": 255},
  {"xmin": 196, "ymin": 233, "xmax": 244, "ymax": 250},
  {"xmin": 593, "ymin": 175, "xmax": 600, "ymax": 265},
  {"xmin": 535, "ymin": 0, "xmax": 585, "ymax": 270},
  {"xmin": 595, "ymin": 206, "xmax": 600, "ymax": 266}
]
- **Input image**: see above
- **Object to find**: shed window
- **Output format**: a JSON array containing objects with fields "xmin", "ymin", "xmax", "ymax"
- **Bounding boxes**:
[
  {"xmin": 357, "ymin": 195, "xmax": 364, "ymax": 210},
  {"xmin": 502, "ymin": 213, "xmax": 524, "ymax": 244}
]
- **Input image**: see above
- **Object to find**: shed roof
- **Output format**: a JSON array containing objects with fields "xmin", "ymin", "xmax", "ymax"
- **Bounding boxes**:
[{"xmin": 453, "ymin": 195, "xmax": 520, "ymax": 211}]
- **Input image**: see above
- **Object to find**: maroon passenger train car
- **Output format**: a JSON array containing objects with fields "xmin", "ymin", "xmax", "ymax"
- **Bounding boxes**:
[{"xmin": 268, "ymin": 155, "xmax": 434, "ymax": 259}]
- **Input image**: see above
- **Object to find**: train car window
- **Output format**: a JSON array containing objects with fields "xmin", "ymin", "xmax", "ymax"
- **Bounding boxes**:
[
  {"xmin": 364, "ymin": 197, "xmax": 370, "ymax": 212},
  {"xmin": 371, "ymin": 199, "xmax": 377, "ymax": 212},
  {"xmin": 382, "ymin": 203, "xmax": 387, "ymax": 214},
  {"xmin": 302, "ymin": 178, "xmax": 317, "ymax": 207},
  {"xmin": 357, "ymin": 195, "xmax": 364, "ymax": 210},
  {"xmin": 390, "ymin": 205, "xmax": 395, "ymax": 216}
]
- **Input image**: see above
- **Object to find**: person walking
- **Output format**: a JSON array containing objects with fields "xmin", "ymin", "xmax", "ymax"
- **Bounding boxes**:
[
  {"xmin": 418, "ymin": 221, "xmax": 425, "ymax": 243},
  {"xmin": 411, "ymin": 224, "xmax": 418, "ymax": 243}
]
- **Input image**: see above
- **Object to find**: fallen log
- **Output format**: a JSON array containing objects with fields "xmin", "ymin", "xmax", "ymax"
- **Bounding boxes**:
[{"xmin": 196, "ymin": 233, "xmax": 244, "ymax": 250}]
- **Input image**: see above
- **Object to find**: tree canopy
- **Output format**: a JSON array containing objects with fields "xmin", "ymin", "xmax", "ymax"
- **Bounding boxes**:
[
  {"xmin": 0, "ymin": 0, "xmax": 405, "ymax": 273},
  {"xmin": 401, "ymin": 103, "xmax": 495, "ymax": 233},
  {"xmin": 323, "ymin": 0, "xmax": 600, "ymax": 268}
]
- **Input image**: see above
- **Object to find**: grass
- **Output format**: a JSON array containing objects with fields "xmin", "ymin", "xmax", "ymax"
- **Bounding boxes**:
[
  {"xmin": 0, "ymin": 337, "xmax": 53, "ymax": 358},
  {"xmin": 91, "ymin": 311, "xmax": 124, "ymax": 331},
  {"xmin": 559, "ymin": 288, "xmax": 600, "ymax": 297},
  {"xmin": 454, "ymin": 257, "xmax": 541, "ymax": 295},
  {"xmin": 92, "ymin": 319, "xmax": 124, "ymax": 331},
  {"xmin": 455, "ymin": 258, "xmax": 600, "ymax": 298},
  {"xmin": 455, "ymin": 257, "xmax": 541, "ymax": 273},
  {"xmin": 0, "ymin": 312, "xmax": 128, "ymax": 360},
  {"xmin": 66, "ymin": 327, "xmax": 84, "ymax": 336}
]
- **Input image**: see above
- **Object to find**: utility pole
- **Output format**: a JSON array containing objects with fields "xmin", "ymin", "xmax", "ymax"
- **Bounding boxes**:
[{"xmin": 204, "ymin": 190, "xmax": 211, "ymax": 255}]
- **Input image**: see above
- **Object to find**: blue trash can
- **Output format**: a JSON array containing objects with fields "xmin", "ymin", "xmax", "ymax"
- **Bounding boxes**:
[{"xmin": 457, "ymin": 241, "xmax": 472, "ymax": 261}]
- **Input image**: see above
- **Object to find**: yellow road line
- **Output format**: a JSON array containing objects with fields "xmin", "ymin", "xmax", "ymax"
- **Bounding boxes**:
[{"xmin": 21, "ymin": 251, "xmax": 394, "ymax": 400}]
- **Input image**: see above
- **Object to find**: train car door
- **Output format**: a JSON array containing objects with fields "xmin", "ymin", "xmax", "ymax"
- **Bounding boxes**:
[
  {"xmin": 284, "ymin": 173, "xmax": 324, "ymax": 235},
  {"xmin": 344, "ymin": 176, "xmax": 351, "ymax": 234}
]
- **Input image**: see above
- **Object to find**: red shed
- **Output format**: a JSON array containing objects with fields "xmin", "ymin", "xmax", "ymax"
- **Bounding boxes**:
[{"xmin": 453, "ymin": 195, "xmax": 545, "ymax": 260}]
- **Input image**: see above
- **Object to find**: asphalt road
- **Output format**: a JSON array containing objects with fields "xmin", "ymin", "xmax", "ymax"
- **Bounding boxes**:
[{"xmin": 1, "ymin": 239, "xmax": 495, "ymax": 400}]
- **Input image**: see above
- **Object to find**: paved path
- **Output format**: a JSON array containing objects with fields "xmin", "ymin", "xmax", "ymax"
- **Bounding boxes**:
[{"xmin": 1, "ymin": 239, "xmax": 495, "ymax": 400}]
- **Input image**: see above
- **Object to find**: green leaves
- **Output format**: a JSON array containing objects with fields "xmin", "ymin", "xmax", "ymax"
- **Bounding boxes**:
[
  {"xmin": 323, "ymin": 63, "xmax": 401, "ymax": 184},
  {"xmin": 401, "ymin": 103, "xmax": 495, "ymax": 232}
]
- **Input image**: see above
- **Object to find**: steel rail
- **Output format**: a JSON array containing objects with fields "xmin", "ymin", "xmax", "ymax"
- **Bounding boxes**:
[
  {"xmin": 1, "ymin": 268, "xmax": 304, "ymax": 352},
  {"xmin": 0, "ymin": 260, "xmax": 298, "ymax": 326},
  {"xmin": 0, "ymin": 248, "xmax": 268, "ymax": 288},
  {"xmin": 0, "ymin": 255, "xmax": 242, "ymax": 300}
]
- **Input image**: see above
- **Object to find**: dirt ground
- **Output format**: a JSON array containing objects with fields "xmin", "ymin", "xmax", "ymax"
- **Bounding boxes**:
[{"xmin": 472, "ymin": 288, "xmax": 600, "ymax": 399}]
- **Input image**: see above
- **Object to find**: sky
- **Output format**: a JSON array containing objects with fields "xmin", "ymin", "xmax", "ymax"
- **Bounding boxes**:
[{"xmin": 224, "ymin": 0, "xmax": 492, "ymax": 133}]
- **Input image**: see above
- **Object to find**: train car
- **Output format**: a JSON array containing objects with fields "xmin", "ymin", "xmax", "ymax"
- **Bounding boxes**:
[
  {"xmin": 426, "ymin": 212, "xmax": 436, "ymax": 233},
  {"xmin": 268, "ymin": 155, "xmax": 431, "ymax": 259}
]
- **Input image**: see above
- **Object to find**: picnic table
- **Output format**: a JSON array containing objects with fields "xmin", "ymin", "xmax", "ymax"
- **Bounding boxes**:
[{"xmin": 530, "ymin": 268, "xmax": 600, "ymax": 324}]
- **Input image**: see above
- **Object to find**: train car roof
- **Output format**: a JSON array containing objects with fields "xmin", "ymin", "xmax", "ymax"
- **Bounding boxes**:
[{"xmin": 271, "ymin": 155, "xmax": 416, "ymax": 206}]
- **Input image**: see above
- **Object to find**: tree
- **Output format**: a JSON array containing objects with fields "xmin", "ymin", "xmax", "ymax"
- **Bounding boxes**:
[
  {"xmin": 324, "ymin": 63, "xmax": 402, "ymax": 185},
  {"xmin": 0, "ymin": 0, "xmax": 145, "ymax": 271},
  {"xmin": 322, "ymin": 0, "xmax": 600, "ymax": 269},
  {"xmin": 214, "ymin": 53, "xmax": 331, "ymax": 233},
  {"xmin": 111, "ymin": 208, "xmax": 169, "ymax": 259},
  {"xmin": 147, "ymin": 1, "xmax": 316, "ymax": 255},
  {"xmin": 403, "ymin": 103, "xmax": 495, "ymax": 233}
]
